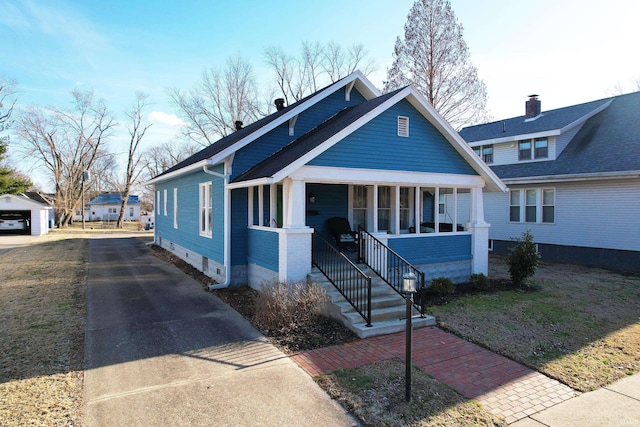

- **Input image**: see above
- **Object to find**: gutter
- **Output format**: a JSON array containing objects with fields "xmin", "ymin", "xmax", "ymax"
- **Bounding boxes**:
[
  {"xmin": 202, "ymin": 161, "xmax": 232, "ymax": 290},
  {"xmin": 502, "ymin": 170, "xmax": 640, "ymax": 185}
]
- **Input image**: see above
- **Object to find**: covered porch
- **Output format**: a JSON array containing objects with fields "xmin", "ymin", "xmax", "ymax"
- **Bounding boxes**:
[{"xmin": 232, "ymin": 167, "xmax": 490, "ymax": 289}]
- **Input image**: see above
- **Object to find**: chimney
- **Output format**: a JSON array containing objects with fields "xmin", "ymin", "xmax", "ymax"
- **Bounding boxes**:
[
  {"xmin": 525, "ymin": 94, "xmax": 541, "ymax": 119},
  {"xmin": 274, "ymin": 98, "xmax": 285, "ymax": 111},
  {"xmin": 234, "ymin": 120, "xmax": 243, "ymax": 131}
]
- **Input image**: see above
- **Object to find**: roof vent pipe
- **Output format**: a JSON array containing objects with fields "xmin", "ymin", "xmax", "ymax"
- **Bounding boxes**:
[
  {"xmin": 525, "ymin": 94, "xmax": 541, "ymax": 119},
  {"xmin": 234, "ymin": 120, "xmax": 243, "ymax": 131},
  {"xmin": 274, "ymin": 98, "xmax": 285, "ymax": 111}
]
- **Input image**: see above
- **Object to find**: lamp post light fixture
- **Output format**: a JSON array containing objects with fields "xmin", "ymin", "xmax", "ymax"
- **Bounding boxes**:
[{"xmin": 402, "ymin": 271, "xmax": 417, "ymax": 403}]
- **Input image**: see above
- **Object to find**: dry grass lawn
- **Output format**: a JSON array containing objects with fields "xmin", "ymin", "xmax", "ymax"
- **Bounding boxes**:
[
  {"xmin": 317, "ymin": 359, "xmax": 505, "ymax": 427},
  {"xmin": 427, "ymin": 255, "xmax": 640, "ymax": 392},
  {"xmin": 0, "ymin": 236, "xmax": 87, "ymax": 426}
]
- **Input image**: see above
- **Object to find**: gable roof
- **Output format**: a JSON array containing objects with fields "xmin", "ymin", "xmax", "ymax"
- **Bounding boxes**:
[
  {"xmin": 230, "ymin": 85, "xmax": 506, "ymax": 192},
  {"xmin": 231, "ymin": 89, "xmax": 404, "ymax": 183},
  {"xmin": 460, "ymin": 97, "xmax": 612, "ymax": 144},
  {"xmin": 0, "ymin": 193, "xmax": 52, "ymax": 209},
  {"xmin": 148, "ymin": 71, "xmax": 380, "ymax": 184},
  {"xmin": 89, "ymin": 193, "xmax": 139, "ymax": 205},
  {"xmin": 489, "ymin": 91, "xmax": 640, "ymax": 181}
]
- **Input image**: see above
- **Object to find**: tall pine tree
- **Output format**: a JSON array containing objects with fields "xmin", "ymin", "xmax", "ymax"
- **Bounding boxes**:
[{"xmin": 384, "ymin": 0, "xmax": 489, "ymax": 128}]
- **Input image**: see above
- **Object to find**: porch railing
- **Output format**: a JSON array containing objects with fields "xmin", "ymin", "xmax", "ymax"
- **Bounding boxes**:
[
  {"xmin": 312, "ymin": 230, "xmax": 372, "ymax": 327},
  {"xmin": 358, "ymin": 226, "xmax": 425, "ymax": 315}
]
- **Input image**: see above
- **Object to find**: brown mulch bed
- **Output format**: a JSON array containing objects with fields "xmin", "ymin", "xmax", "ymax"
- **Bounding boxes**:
[{"xmin": 149, "ymin": 245, "xmax": 357, "ymax": 353}]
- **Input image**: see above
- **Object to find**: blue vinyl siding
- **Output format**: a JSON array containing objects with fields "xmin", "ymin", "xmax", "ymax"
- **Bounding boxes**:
[
  {"xmin": 247, "ymin": 228, "xmax": 279, "ymax": 271},
  {"xmin": 305, "ymin": 183, "xmax": 349, "ymax": 238},
  {"xmin": 231, "ymin": 188, "xmax": 248, "ymax": 266},
  {"xmin": 308, "ymin": 99, "xmax": 477, "ymax": 175},
  {"xmin": 154, "ymin": 167, "xmax": 224, "ymax": 264},
  {"xmin": 231, "ymin": 89, "xmax": 367, "ymax": 180},
  {"xmin": 388, "ymin": 234, "xmax": 472, "ymax": 264}
]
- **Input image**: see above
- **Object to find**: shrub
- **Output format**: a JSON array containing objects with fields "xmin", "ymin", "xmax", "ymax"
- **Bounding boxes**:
[
  {"xmin": 507, "ymin": 230, "xmax": 541, "ymax": 288},
  {"xmin": 469, "ymin": 273, "xmax": 490, "ymax": 291},
  {"xmin": 430, "ymin": 277, "xmax": 455, "ymax": 295},
  {"xmin": 254, "ymin": 281, "xmax": 328, "ymax": 331}
]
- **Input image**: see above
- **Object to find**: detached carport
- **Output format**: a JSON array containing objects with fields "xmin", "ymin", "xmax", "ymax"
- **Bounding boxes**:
[{"xmin": 0, "ymin": 194, "xmax": 52, "ymax": 236}]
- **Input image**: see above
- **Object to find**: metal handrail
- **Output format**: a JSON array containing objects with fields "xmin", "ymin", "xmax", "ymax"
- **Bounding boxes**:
[
  {"xmin": 357, "ymin": 226, "xmax": 425, "ymax": 315},
  {"xmin": 312, "ymin": 230, "xmax": 372, "ymax": 326}
]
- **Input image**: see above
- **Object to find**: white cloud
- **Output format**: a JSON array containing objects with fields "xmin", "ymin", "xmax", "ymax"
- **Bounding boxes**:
[{"xmin": 149, "ymin": 111, "xmax": 185, "ymax": 127}]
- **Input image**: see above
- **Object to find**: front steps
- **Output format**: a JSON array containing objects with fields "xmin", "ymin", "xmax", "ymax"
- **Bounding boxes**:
[{"xmin": 308, "ymin": 265, "xmax": 435, "ymax": 339}]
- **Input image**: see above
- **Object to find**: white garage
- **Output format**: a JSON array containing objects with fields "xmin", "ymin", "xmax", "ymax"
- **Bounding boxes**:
[{"xmin": 0, "ymin": 194, "xmax": 52, "ymax": 236}]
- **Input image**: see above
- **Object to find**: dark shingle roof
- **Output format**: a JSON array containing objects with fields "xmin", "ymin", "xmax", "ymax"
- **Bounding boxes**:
[
  {"xmin": 231, "ymin": 89, "xmax": 404, "ymax": 183},
  {"xmin": 89, "ymin": 193, "xmax": 139, "ymax": 205},
  {"xmin": 459, "ymin": 98, "xmax": 612, "ymax": 143},
  {"xmin": 488, "ymin": 91, "xmax": 640, "ymax": 179},
  {"xmin": 154, "ymin": 77, "xmax": 352, "ymax": 180}
]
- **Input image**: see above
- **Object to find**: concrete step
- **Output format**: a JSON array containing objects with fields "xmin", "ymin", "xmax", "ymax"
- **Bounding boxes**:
[{"xmin": 309, "ymin": 266, "xmax": 435, "ymax": 339}]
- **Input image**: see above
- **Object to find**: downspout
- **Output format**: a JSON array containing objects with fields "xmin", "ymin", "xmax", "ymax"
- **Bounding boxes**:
[{"xmin": 202, "ymin": 162, "xmax": 232, "ymax": 290}]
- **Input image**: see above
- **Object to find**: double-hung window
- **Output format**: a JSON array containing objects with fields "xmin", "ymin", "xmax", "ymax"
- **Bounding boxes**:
[
  {"xmin": 377, "ymin": 186, "xmax": 391, "ymax": 232},
  {"xmin": 509, "ymin": 188, "xmax": 555, "ymax": 224},
  {"xmin": 473, "ymin": 145, "xmax": 493, "ymax": 163},
  {"xmin": 534, "ymin": 138, "xmax": 548, "ymax": 158},
  {"xmin": 399, "ymin": 187, "xmax": 411, "ymax": 231},
  {"xmin": 163, "ymin": 189, "xmax": 168, "ymax": 216},
  {"xmin": 352, "ymin": 185, "xmax": 368, "ymax": 231},
  {"xmin": 199, "ymin": 182, "xmax": 212, "ymax": 237},
  {"xmin": 173, "ymin": 188, "xmax": 178, "ymax": 229},
  {"xmin": 518, "ymin": 140, "xmax": 532, "ymax": 160}
]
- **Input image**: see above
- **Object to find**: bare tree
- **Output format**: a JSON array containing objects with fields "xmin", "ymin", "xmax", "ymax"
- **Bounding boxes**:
[
  {"xmin": 0, "ymin": 78, "xmax": 32, "ymax": 194},
  {"xmin": 0, "ymin": 78, "xmax": 17, "ymax": 133},
  {"xmin": 168, "ymin": 55, "xmax": 262, "ymax": 147},
  {"xmin": 143, "ymin": 139, "xmax": 198, "ymax": 179},
  {"xmin": 384, "ymin": 0, "xmax": 489, "ymax": 128},
  {"xmin": 116, "ymin": 93, "xmax": 152, "ymax": 228},
  {"xmin": 14, "ymin": 90, "xmax": 116, "ymax": 226},
  {"xmin": 265, "ymin": 41, "xmax": 376, "ymax": 104}
]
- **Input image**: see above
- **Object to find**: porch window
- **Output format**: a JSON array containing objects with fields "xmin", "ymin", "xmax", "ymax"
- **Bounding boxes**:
[
  {"xmin": 542, "ymin": 189, "xmax": 555, "ymax": 223},
  {"xmin": 399, "ymin": 187, "xmax": 412, "ymax": 231},
  {"xmin": 509, "ymin": 190, "xmax": 520, "ymax": 222},
  {"xmin": 377, "ymin": 186, "xmax": 391, "ymax": 232},
  {"xmin": 353, "ymin": 185, "xmax": 367, "ymax": 231},
  {"xmin": 199, "ymin": 182, "xmax": 212, "ymax": 237}
]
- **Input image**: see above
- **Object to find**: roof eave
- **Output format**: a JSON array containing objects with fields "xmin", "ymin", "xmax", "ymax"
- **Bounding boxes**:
[{"xmin": 502, "ymin": 170, "xmax": 640, "ymax": 185}]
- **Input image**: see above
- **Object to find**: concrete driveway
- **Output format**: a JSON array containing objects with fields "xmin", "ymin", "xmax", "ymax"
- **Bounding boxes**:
[{"xmin": 84, "ymin": 237, "xmax": 357, "ymax": 426}]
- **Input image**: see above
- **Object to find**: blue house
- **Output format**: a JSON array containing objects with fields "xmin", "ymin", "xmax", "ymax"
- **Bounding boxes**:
[{"xmin": 148, "ymin": 72, "xmax": 506, "ymax": 292}]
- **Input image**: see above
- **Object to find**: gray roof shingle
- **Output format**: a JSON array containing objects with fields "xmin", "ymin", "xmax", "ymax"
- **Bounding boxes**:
[{"xmin": 483, "ymin": 91, "xmax": 640, "ymax": 179}]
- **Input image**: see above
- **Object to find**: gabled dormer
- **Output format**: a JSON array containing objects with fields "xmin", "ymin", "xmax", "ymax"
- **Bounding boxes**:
[{"xmin": 461, "ymin": 95, "xmax": 613, "ymax": 168}]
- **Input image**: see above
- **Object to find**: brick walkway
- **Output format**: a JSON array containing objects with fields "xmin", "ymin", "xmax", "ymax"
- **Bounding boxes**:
[{"xmin": 291, "ymin": 327, "xmax": 577, "ymax": 424}]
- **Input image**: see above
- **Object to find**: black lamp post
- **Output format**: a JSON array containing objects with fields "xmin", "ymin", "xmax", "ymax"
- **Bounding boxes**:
[{"xmin": 402, "ymin": 271, "xmax": 417, "ymax": 403}]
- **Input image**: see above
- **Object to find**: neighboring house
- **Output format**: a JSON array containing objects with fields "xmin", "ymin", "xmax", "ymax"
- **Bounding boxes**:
[
  {"xmin": 0, "ymin": 192, "xmax": 53, "ymax": 235},
  {"xmin": 148, "ymin": 71, "xmax": 505, "ymax": 290},
  {"xmin": 86, "ymin": 193, "xmax": 140, "ymax": 222},
  {"xmin": 460, "ymin": 92, "xmax": 640, "ymax": 272}
]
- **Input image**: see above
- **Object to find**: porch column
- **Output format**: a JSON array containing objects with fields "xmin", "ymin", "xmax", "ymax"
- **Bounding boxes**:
[
  {"xmin": 247, "ymin": 186, "xmax": 254, "ymax": 226},
  {"xmin": 414, "ymin": 186, "xmax": 420, "ymax": 234},
  {"xmin": 468, "ymin": 187, "xmax": 490, "ymax": 275},
  {"xmin": 282, "ymin": 177, "xmax": 307, "ymax": 229}
]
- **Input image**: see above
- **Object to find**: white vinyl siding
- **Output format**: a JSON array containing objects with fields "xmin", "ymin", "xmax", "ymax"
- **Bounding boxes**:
[
  {"xmin": 476, "ymin": 136, "xmax": 557, "ymax": 166},
  {"xmin": 486, "ymin": 179, "xmax": 640, "ymax": 251}
]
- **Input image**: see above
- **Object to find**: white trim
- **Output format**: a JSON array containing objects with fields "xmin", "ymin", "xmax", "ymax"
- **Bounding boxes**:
[
  {"xmin": 173, "ymin": 188, "xmax": 178, "ymax": 229},
  {"xmin": 163, "ymin": 189, "xmax": 167, "ymax": 216},
  {"xmin": 291, "ymin": 165, "xmax": 487, "ymax": 187},
  {"xmin": 502, "ymin": 170, "xmax": 640, "ymax": 185},
  {"xmin": 198, "ymin": 181, "xmax": 213, "ymax": 238}
]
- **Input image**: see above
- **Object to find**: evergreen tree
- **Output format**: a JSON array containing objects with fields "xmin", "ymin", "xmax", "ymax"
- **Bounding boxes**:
[{"xmin": 0, "ymin": 140, "xmax": 32, "ymax": 194}]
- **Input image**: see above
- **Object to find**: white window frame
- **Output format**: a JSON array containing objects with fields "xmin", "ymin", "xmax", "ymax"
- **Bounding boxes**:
[
  {"xmin": 163, "ymin": 189, "xmax": 168, "ymax": 216},
  {"xmin": 509, "ymin": 187, "xmax": 555, "ymax": 224},
  {"xmin": 173, "ymin": 188, "xmax": 178, "ymax": 229},
  {"xmin": 199, "ymin": 182, "xmax": 213, "ymax": 238},
  {"xmin": 156, "ymin": 190, "xmax": 160, "ymax": 215}
]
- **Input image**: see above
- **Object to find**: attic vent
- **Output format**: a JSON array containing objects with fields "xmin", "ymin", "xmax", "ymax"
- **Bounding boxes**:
[{"xmin": 397, "ymin": 116, "xmax": 409, "ymax": 137}]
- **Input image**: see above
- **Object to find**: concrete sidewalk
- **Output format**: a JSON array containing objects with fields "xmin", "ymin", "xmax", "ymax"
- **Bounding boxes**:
[
  {"xmin": 84, "ymin": 237, "xmax": 358, "ymax": 426},
  {"xmin": 512, "ymin": 374, "xmax": 640, "ymax": 426}
]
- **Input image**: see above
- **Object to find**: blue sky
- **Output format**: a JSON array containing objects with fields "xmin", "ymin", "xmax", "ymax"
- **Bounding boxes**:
[{"xmin": 2, "ymin": 0, "xmax": 639, "ymax": 188}]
